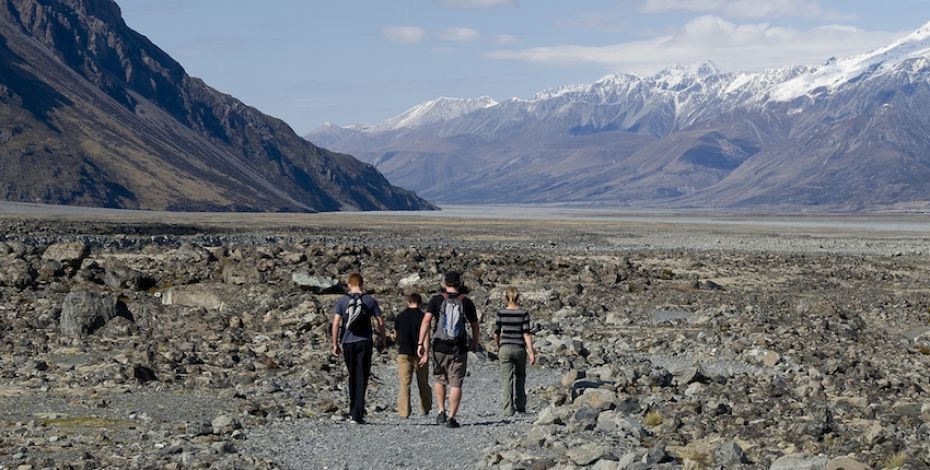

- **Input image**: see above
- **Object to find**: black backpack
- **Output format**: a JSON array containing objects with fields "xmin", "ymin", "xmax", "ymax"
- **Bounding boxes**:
[{"xmin": 340, "ymin": 293, "xmax": 372, "ymax": 341}]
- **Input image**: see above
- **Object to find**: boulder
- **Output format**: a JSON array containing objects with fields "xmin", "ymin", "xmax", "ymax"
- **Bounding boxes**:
[
  {"xmin": 291, "ymin": 273, "xmax": 341, "ymax": 294},
  {"xmin": 574, "ymin": 388, "xmax": 618, "ymax": 412},
  {"xmin": 715, "ymin": 441, "xmax": 750, "ymax": 465},
  {"xmin": 211, "ymin": 414, "xmax": 240, "ymax": 435},
  {"xmin": 824, "ymin": 457, "xmax": 868, "ymax": 470},
  {"xmin": 0, "ymin": 258, "xmax": 35, "ymax": 288},
  {"xmin": 567, "ymin": 443, "xmax": 608, "ymax": 466},
  {"xmin": 770, "ymin": 454, "xmax": 828, "ymax": 470},
  {"xmin": 104, "ymin": 264, "xmax": 145, "ymax": 290},
  {"xmin": 398, "ymin": 273, "xmax": 421, "ymax": 289},
  {"xmin": 59, "ymin": 291, "xmax": 118, "ymax": 337},
  {"xmin": 162, "ymin": 285, "xmax": 227, "ymax": 310},
  {"xmin": 42, "ymin": 241, "xmax": 88, "ymax": 265}
]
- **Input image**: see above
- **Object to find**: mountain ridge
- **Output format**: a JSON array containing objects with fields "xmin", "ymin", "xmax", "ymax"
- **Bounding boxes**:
[
  {"xmin": 308, "ymin": 23, "xmax": 930, "ymax": 210},
  {"xmin": 0, "ymin": 0, "xmax": 435, "ymax": 212}
]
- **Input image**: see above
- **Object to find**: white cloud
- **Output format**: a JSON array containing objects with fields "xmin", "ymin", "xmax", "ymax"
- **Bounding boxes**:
[
  {"xmin": 440, "ymin": 27, "xmax": 480, "ymax": 42},
  {"xmin": 495, "ymin": 34, "xmax": 519, "ymax": 44},
  {"xmin": 641, "ymin": 0, "xmax": 852, "ymax": 20},
  {"xmin": 382, "ymin": 26, "xmax": 426, "ymax": 44},
  {"xmin": 436, "ymin": 0, "xmax": 516, "ymax": 7},
  {"xmin": 485, "ymin": 16, "xmax": 905, "ymax": 74}
]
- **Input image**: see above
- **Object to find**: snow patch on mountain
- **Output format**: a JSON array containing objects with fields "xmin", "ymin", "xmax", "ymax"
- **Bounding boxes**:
[
  {"xmin": 370, "ymin": 96, "xmax": 498, "ymax": 132},
  {"xmin": 767, "ymin": 21, "xmax": 930, "ymax": 102}
]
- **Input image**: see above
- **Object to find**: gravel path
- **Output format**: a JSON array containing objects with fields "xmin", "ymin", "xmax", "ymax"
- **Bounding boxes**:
[{"xmin": 243, "ymin": 357, "xmax": 560, "ymax": 470}]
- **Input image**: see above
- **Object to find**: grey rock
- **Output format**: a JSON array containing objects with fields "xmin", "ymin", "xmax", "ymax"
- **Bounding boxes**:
[
  {"xmin": 567, "ymin": 443, "xmax": 608, "ymax": 466},
  {"xmin": 59, "ymin": 291, "xmax": 118, "ymax": 337},
  {"xmin": 574, "ymin": 388, "xmax": 617, "ymax": 412},
  {"xmin": 715, "ymin": 441, "xmax": 750, "ymax": 466},
  {"xmin": 0, "ymin": 258, "xmax": 35, "ymax": 288},
  {"xmin": 211, "ymin": 415, "xmax": 240, "ymax": 435},
  {"xmin": 770, "ymin": 455, "xmax": 829, "ymax": 470},
  {"xmin": 162, "ymin": 284, "xmax": 227, "ymax": 310},
  {"xmin": 42, "ymin": 241, "xmax": 88, "ymax": 265},
  {"xmin": 824, "ymin": 457, "xmax": 869, "ymax": 470},
  {"xmin": 291, "ymin": 273, "xmax": 341, "ymax": 293}
]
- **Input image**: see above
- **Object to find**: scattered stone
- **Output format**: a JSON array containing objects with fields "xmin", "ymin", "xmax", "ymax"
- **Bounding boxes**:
[
  {"xmin": 291, "ymin": 273, "xmax": 341, "ymax": 293},
  {"xmin": 42, "ymin": 241, "xmax": 88, "ymax": 265},
  {"xmin": 59, "ymin": 290, "xmax": 118, "ymax": 337},
  {"xmin": 770, "ymin": 454, "xmax": 829, "ymax": 470}
]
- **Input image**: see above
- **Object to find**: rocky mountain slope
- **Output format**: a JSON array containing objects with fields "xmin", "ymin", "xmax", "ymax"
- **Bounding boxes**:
[
  {"xmin": 309, "ymin": 22, "xmax": 930, "ymax": 210},
  {"xmin": 0, "ymin": 0, "xmax": 434, "ymax": 212}
]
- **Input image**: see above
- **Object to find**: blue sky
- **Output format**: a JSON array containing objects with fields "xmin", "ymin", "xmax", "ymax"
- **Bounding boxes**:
[{"xmin": 117, "ymin": 0, "xmax": 930, "ymax": 133}]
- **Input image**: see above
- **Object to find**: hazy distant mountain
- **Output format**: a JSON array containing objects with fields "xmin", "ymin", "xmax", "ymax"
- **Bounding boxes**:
[
  {"xmin": 0, "ymin": 0, "xmax": 434, "ymax": 212},
  {"xmin": 308, "ymin": 22, "xmax": 930, "ymax": 210}
]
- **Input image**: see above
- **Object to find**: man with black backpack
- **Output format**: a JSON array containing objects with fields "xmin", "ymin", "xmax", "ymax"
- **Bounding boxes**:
[
  {"xmin": 331, "ymin": 272, "xmax": 386, "ymax": 424},
  {"xmin": 417, "ymin": 271, "xmax": 480, "ymax": 428}
]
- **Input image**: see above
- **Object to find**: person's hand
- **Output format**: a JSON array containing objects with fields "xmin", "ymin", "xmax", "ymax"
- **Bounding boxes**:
[
  {"xmin": 417, "ymin": 345, "xmax": 428, "ymax": 365},
  {"xmin": 528, "ymin": 350, "xmax": 536, "ymax": 366},
  {"xmin": 331, "ymin": 343, "xmax": 342, "ymax": 357},
  {"xmin": 471, "ymin": 342, "xmax": 479, "ymax": 353}
]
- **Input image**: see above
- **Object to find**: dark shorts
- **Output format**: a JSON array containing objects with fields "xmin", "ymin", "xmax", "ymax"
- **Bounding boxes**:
[{"xmin": 432, "ymin": 350, "xmax": 467, "ymax": 387}]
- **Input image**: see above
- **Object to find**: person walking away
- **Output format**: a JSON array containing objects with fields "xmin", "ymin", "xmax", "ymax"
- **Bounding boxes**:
[
  {"xmin": 394, "ymin": 293, "xmax": 432, "ymax": 418},
  {"xmin": 495, "ymin": 287, "xmax": 536, "ymax": 416},
  {"xmin": 417, "ymin": 271, "xmax": 479, "ymax": 428},
  {"xmin": 331, "ymin": 272, "xmax": 386, "ymax": 424}
]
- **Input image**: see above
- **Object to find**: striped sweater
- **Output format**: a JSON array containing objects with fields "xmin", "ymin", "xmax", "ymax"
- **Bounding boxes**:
[{"xmin": 495, "ymin": 308, "xmax": 531, "ymax": 348}]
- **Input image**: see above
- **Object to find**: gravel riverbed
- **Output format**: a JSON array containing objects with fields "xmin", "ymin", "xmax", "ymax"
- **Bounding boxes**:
[{"xmin": 243, "ymin": 357, "xmax": 560, "ymax": 470}]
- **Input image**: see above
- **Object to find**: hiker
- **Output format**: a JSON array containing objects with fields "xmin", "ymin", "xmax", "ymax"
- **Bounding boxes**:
[
  {"xmin": 494, "ymin": 287, "xmax": 536, "ymax": 416},
  {"xmin": 417, "ymin": 271, "xmax": 479, "ymax": 428},
  {"xmin": 394, "ymin": 293, "xmax": 432, "ymax": 418},
  {"xmin": 331, "ymin": 272, "xmax": 386, "ymax": 424}
]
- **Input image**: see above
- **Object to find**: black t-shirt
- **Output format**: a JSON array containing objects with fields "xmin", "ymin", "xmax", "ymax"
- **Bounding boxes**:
[
  {"xmin": 427, "ymin": 291, "xmax": 478, "ymax": 354},
  {"xmin": 395, "ymin": 307, "xmax": 425, "ymax": 356}
]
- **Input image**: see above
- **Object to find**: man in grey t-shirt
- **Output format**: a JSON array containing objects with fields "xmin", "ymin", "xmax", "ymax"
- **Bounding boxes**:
[{"xmin": 332, "ymin": 272, "xmax": 386, "ymax": 424}]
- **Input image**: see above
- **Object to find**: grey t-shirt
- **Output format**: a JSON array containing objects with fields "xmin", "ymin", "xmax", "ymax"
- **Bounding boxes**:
[{"xmin": 334, "ymin": 293, "xmax": 382, "ymax": 344}]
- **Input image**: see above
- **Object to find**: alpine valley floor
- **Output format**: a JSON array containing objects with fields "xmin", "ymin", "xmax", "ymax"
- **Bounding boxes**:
[{"xmin": 1, "ymin": 204, "xmax": 930, "ymax": 469}]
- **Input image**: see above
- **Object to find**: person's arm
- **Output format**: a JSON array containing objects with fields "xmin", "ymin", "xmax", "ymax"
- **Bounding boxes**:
[
  {"xmin": 494, "ymin": 314, "xmax": 502, "ymax": 350},
  {"xmin": 470, "ymin": 321, "xmax": 480, "ymax": 353},
  {"xmin": 376, "ymin": 315, "xmax": 386, "ymax": 351},
  {"xmin": 331, "ymin": 314, "xmax": 342, "ymax": 356},
  {"xmin": 370, "ymin": 297, "xmax": 386, "ymax": 351},
  {"xmin": 524, "ymin": 332, "xmax": 536, "ymax": 365},
  {"xmin": 417, "ymin": 312, "xmax": 433, "ymax": 365}
]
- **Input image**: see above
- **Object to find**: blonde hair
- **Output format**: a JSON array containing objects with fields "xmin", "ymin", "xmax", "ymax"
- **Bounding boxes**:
[{"xmin": 505, "ymin": 287, "xmax": 520, "ymax": 305}]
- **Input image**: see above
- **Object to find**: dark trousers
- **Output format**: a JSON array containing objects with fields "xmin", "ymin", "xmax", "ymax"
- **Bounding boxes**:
[{"xmin": 343, "ymin": 340, "xmax": 373, "ymax": 420}]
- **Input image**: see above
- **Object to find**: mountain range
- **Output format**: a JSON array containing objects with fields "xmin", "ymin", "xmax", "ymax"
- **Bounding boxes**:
[
  {"xmin": 0, "ymin": 0, "xmax": 434, "ymax": 212},
  {"xmin": 308, "ymin": 22, "xmax": 930, "ymax": 210}
]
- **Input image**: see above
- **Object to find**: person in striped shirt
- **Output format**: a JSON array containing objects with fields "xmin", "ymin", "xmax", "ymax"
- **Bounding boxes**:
[{"xmin": 494, "ymin": 287, "xmax": 536, "ymax": 417}]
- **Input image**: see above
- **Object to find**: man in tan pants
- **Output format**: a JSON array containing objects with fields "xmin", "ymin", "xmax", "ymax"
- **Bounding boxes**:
[{"xmin": 394, "ymin": 293, "xmax": 432, "ymax": 418}]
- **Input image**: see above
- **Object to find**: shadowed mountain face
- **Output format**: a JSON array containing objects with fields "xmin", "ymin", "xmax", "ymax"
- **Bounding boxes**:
[
  {"xmin": 0, "ymin": 0, "xmax": 435, "ymax": 212},
  {"xmin": 309, "ymin": 24, "xmax": 930, "ymax": 210}
]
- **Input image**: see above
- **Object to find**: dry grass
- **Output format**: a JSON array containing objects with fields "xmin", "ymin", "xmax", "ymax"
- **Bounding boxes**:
[
  {"xmin": 883, "ymin": 451, "xmax": 907, "ymax": 469},
  {"xmin": 39, "ymin": 416, "xmax": 133, "ymax": 428},
  {"xmin": 644, "ymin": 411, "xmax": 663, "ymax": 427},
  {"xmin": 917, "ymin": 345, "xmax": 930, "ymax": 355}
]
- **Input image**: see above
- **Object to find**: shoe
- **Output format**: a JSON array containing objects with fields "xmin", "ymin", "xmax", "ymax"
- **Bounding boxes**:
[
  {"xmin": 436, "ymin": 410, "xmax": 447, "ymax": 425},
  {"xmin": 446, "ymin": 417, "xmax": 460, "ymax": 428},
  {"xmin": 349, "ymin": 417, "xmax": 366, "ymax": 425}
]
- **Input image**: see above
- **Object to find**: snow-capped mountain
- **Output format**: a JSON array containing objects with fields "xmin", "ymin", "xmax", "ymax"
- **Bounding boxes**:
[{"xmin": 306, "ymin": 23, "xmax": 930, "ymax": 210}]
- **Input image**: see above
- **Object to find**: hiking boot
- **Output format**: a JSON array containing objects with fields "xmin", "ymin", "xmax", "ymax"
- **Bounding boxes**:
[
  {"xmin": 349, "ymin": 417, "xmax": 366, "ymax": 425},
  {"xmin": 436, "ymin": 410, "xmax": 447, "ymax": 425},
  {"xmin": 446, "ymin": 417, "xmax": 461, "ymax": 428}
]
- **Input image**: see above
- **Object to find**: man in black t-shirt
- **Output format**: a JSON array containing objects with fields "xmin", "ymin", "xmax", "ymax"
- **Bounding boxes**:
[
  {"xmin": 417, "ymin": 271, "xmax": 479, "ymax": 428},
  {"xmin": 394, "ymin": 293, "xmax": 432, "ymax": 418}
]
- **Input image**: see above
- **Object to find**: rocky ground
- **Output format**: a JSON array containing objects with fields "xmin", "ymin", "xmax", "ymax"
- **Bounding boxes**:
[{"xmin": 1, "ymin": 209, "xmax": 930, "ymax": 469}]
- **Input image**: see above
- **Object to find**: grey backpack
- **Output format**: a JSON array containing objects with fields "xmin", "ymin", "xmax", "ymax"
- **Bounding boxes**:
[{"xmin": 433, "ymin": 293, "xmax": 466, "ymax": 344}]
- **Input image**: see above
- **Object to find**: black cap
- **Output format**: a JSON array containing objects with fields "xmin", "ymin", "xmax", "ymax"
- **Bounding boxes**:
[{"xmin": 444, "ymin": 271, "xmax": 461, "ymax": 286}]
